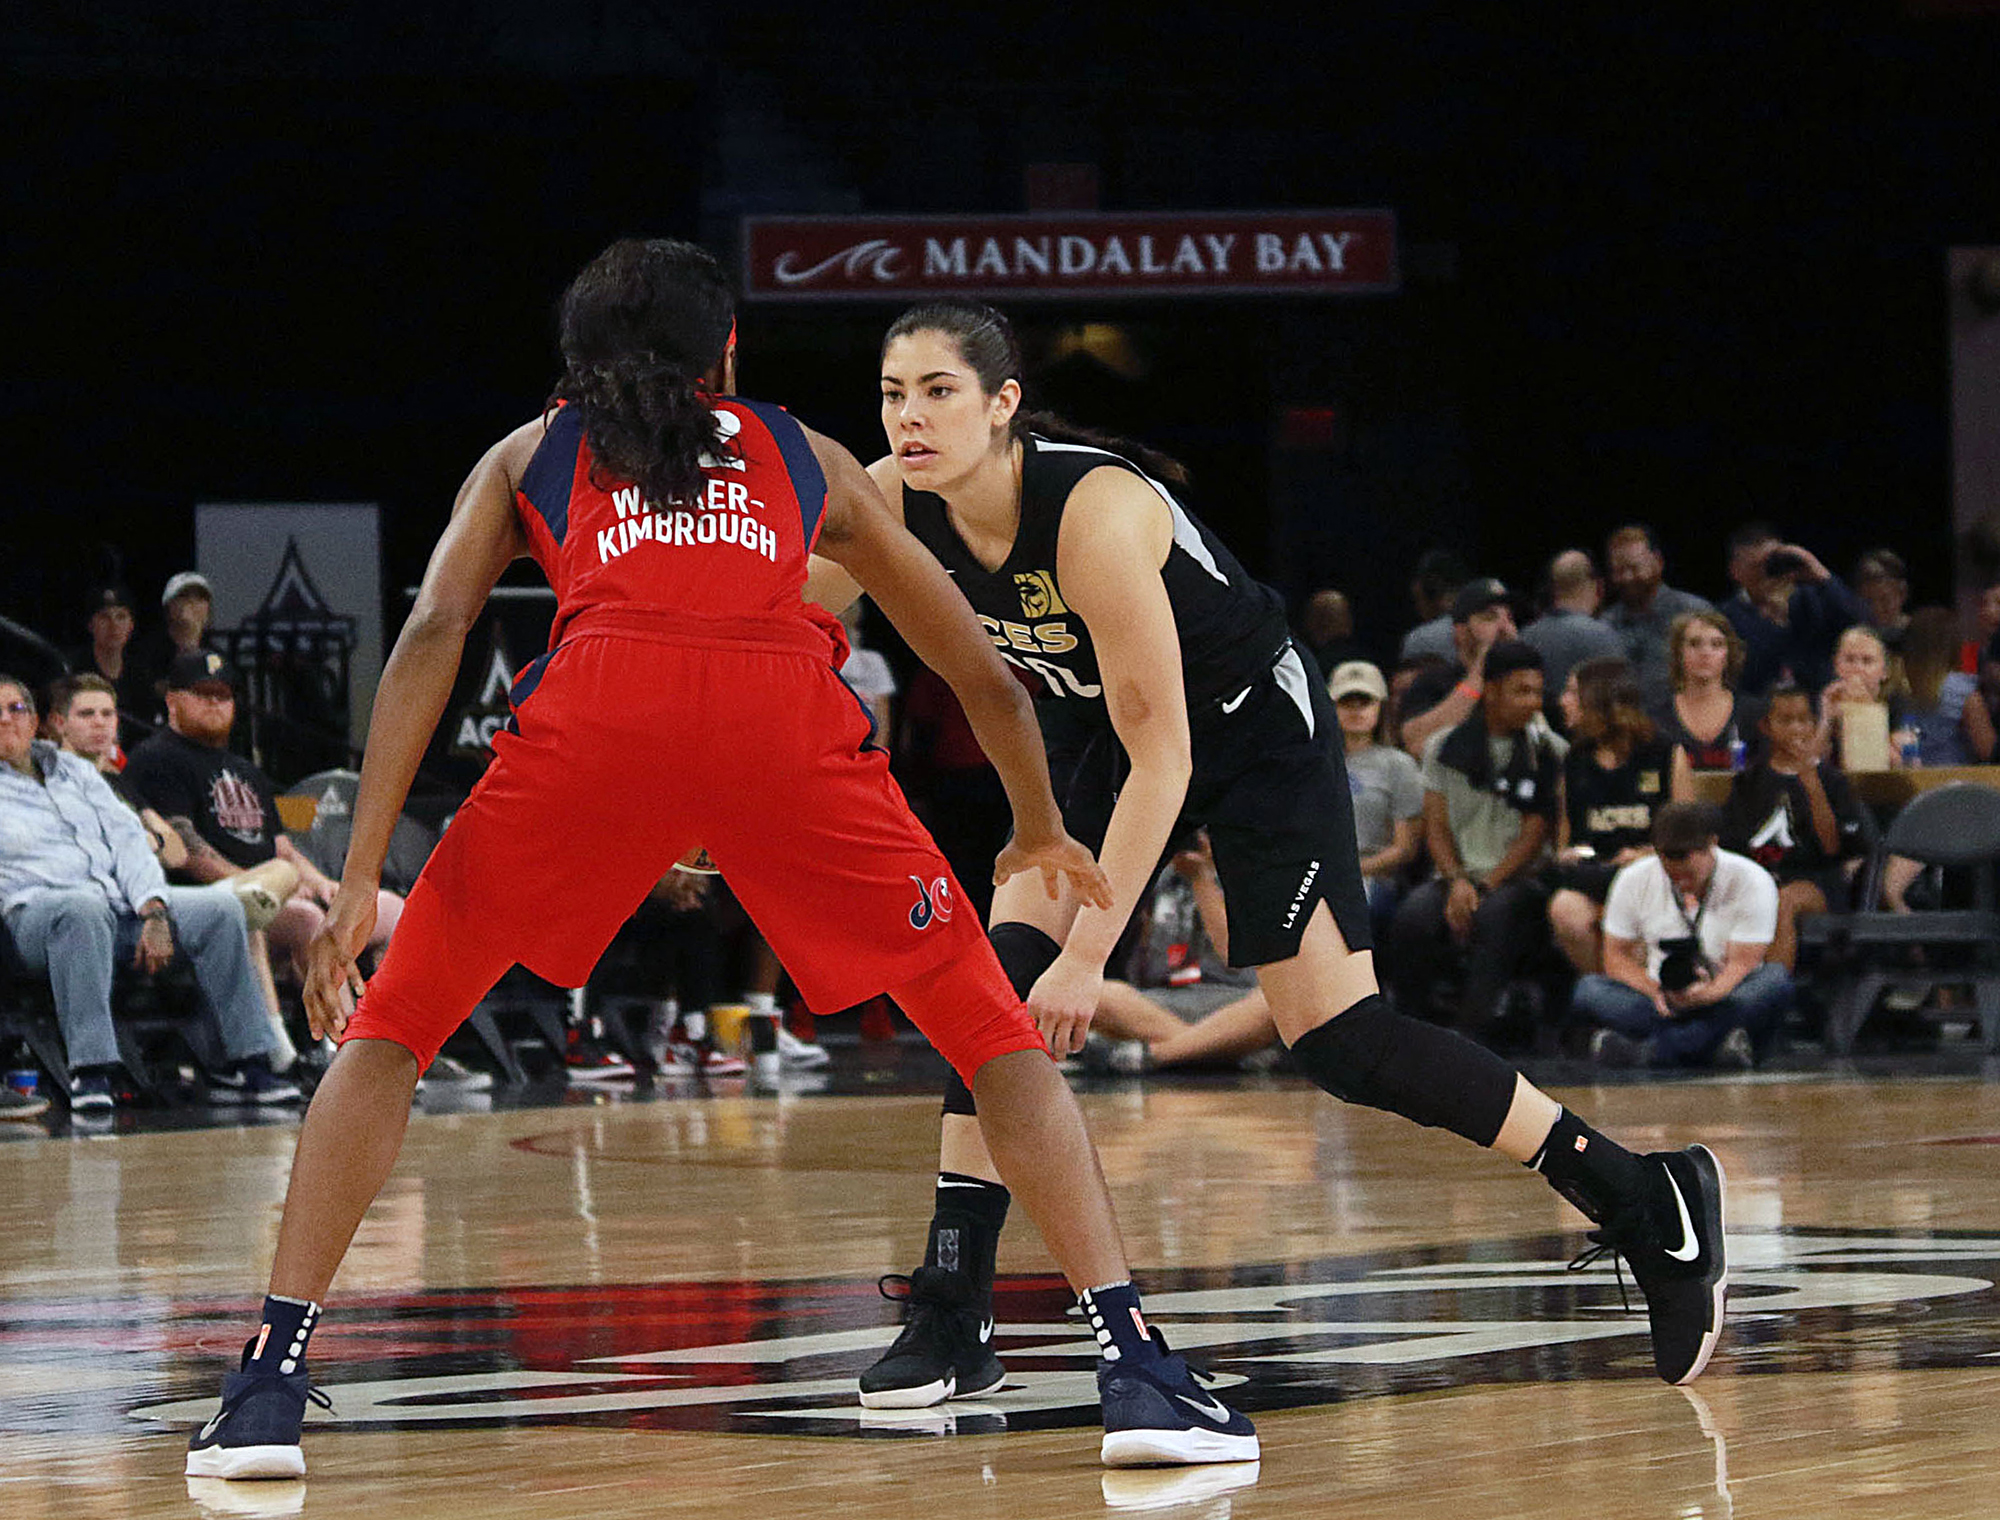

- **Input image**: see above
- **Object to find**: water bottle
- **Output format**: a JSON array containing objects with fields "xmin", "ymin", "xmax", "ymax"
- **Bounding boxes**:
[
  {"xmin": 1727, "ymin": 738, "xmax": 1747, "ymax": 773},
  {"xmin": 1897, "ymin": 730, "xmax": 1921, "ymax": 769}
]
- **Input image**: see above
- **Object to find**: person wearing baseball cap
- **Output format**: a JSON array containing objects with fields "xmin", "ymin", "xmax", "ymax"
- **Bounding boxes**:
[
  {"xmin": 62, "ymin": 582, "xmax": 161, "ymax": 746},
  {"xmin": 1327, "ymin": 660, "xmax": 1426, "ymax": 946},
  {"xmin": 135, "ymin": 571, "xmax": 218, "ymax": 707},
  {"xmin": 1396, "ymin": 575, "xmax": 1521, "ymax": 758}
]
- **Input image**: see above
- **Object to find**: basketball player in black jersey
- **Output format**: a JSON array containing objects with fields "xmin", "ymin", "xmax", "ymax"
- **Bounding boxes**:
[{"xmin": 807, "ymin": 302, "xmax": 1730, "ymax": 1416}]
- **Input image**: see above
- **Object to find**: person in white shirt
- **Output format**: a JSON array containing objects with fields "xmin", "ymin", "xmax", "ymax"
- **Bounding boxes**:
[{"xmin": 1571, "ymin": 801, "xmax": 1792, "ymax": 1069}]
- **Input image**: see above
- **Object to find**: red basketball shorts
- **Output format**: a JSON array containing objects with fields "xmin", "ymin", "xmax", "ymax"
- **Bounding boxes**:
[{"xmin": 344, "ymin": 631, "xmax": 1044, "ymax": 1083}]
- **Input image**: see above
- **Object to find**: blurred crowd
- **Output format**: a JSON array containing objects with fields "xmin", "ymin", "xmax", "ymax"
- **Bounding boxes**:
[{"xmin": 4, "ymin": 520, "xmax": 1993, "ymax": 1122}]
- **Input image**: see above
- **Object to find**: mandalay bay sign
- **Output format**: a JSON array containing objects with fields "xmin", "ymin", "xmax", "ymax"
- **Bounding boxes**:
[{"xmin": 742, "ymin": 210, "xmax": 1398, "ymax": 301}]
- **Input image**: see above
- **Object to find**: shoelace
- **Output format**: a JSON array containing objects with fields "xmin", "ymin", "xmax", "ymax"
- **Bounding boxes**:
[{"xmin": 1566, "ymin": 1230, "xmax": 1636, "ymax": 1313}]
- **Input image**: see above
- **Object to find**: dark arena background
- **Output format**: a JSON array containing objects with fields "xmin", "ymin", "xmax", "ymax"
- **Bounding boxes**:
[{"xmin": 6, "ymin": 7, "xmax": 2000, "ymax": 1520}]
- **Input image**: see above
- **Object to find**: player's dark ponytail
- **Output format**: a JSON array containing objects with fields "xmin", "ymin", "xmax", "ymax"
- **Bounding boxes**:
[
  {"xmin": 883, "ymin": 300, "xmax": 1191, "ymax": 488},
  {"xmin": 552, "ymin": 238, "xmax": 737, "ymax": 507}
]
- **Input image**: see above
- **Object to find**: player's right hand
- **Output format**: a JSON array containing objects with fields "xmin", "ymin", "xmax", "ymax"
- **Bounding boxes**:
[
  {"xmin": 303, "ymin": 884, "xmax": 376, "ymax": 1042},
  {"xmin": 994, "ymin": 830, "xmax": 1113, "ymax": 908}
]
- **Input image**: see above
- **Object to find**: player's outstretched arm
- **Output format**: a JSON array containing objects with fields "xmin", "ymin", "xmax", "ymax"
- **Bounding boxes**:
[
  {"xmin": 805, "ymin": 427, "xmax": 1108, "ymax": 909},
  {"xmin": 302, "ymin": 421, "xmax": 534, "ymax": 1038}
]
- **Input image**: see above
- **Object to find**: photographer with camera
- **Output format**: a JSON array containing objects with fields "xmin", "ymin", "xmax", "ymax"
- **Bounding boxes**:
[
  {"xmin": 1722, "ymin": 524, "xmax": 1869, "ymax": 697},
  {"xmin": 1569, "ymin": 802, "xmax": 1792, "ymax": 1070}
]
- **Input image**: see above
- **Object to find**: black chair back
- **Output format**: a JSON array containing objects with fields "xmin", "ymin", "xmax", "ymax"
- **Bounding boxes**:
[{"xmin": 1882, "ymin": 783, "xmax": 2000, "ymax": 868}]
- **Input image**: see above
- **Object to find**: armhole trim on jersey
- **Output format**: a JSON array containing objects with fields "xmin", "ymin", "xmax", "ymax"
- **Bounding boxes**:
[
  {"xmin": 518, "ymin": 409, "xmax": 584, "ymax": 547},
  {"xmin": 734, "ymin": 398, "xmax": 829, "ymax": 548},
  {"xmin": 1032, "ymin": 437, "xmax": 1228, "ymax": 585}
]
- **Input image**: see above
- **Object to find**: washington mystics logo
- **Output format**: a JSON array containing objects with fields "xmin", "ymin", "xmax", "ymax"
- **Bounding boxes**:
[{"xmin": 908, "ymin": 875, "xmax": 955, "ymax": 930}]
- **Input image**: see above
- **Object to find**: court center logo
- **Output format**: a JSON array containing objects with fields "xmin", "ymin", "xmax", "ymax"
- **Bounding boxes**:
[
  {"xmin": 908, "ymin": 874, "xmax": 954, "ymax": 930},
  {"xmin": 126, "ymin": 1228, "xmax": 2000, "ymax": 1440}
]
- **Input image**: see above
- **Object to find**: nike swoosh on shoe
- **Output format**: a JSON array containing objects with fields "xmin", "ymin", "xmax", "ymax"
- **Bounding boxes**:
[
  {"xmin": 1664, "ymin": 1166, "xmax": 1701, "ymax": 1263},
  {"xmin": 1173, "ymin": 1393, "xmax": 1233, "ymax": 1425}
]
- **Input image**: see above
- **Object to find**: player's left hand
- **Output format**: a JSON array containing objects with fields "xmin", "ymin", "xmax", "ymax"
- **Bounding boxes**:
[
  {"xmin": 304, "ymin": 883, "xmax": 375, "ymax": 1042},
  {"xmin": 995, "ymin": 830, "xmax": 1113, "ymax": 908},
  {"xmin": 1029, "ymin": 951, "xmax": 1104, "ymax": 1058}
]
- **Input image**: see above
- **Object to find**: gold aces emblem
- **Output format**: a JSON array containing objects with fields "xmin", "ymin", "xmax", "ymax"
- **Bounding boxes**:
[{"xmin": 1015, "ymin": 570, "xmax": 1068, "ymax": 619}]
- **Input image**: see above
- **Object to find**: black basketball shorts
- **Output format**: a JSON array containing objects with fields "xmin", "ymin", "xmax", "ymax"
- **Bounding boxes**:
[{"xmin": 1038, "ymin": 641, "xmax": 1372, "ymax": 968}]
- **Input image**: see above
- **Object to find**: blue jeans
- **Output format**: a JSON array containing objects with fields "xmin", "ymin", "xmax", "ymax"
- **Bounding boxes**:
[
  {"xmin": 4, "ymin": 885, "xmax": 278, "ymax": 1072},
  {"xmin": 1569, "ymin": 963, "xmax": 1793, "ymax": 1066}
]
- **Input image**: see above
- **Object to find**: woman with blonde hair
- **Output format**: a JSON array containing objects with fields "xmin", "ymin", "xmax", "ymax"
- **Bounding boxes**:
[{"xmin": 1654, "ymin": 610, "xmax": 1761, "ymax": 771}]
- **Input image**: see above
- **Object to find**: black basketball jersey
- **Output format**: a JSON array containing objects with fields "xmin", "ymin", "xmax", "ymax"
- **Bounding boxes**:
[
  {"xmin": 1563, "ymin": 736, "xmax": 1677, "ymax": 856},
  {"xmin": 900, "ymin": 434, "xmax": 1289, "ymax": 708}
]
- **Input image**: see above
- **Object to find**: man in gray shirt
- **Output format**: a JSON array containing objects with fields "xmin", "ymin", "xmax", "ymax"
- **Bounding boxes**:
[
  {"xmin": 1603, "ymin": 525, "xmax": 1712, "ymax": 709},
  {"xmin": 1523, "ymin": 549, "xmax": 1625, "ymax": 707},
  {"xmin": 0, "ymin": 673, "xmax": 295, "ymax": 1112}
]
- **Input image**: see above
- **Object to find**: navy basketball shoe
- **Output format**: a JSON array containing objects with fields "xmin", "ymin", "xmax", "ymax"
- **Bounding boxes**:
[
  {"xmin": 185, "ymin": 1343, "xmax": 332, "ymax": 1480},
  {"xmin": 1098, "ymin": 1333, "xmax": 1259, "ymax": 1467}
]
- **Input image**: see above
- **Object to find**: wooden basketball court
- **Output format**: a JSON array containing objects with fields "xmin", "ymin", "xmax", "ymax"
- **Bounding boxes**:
[{"xmin": 5, "ymin": 1060, "xmax": 2000, "ymax": 1519}]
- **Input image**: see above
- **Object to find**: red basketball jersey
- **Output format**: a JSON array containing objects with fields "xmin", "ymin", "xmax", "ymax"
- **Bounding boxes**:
[{"xmin": 513, "ymin": 396, "xmax": 834, "ymax": 653}]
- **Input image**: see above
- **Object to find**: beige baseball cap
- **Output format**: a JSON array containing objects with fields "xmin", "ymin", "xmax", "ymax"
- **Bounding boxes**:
[{"xmin": 1327, "ymin": 661, "xmax": 1388, "ymax": 702}]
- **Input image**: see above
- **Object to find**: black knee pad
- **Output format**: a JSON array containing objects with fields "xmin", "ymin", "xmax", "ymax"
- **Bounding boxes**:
[
  {"xmin": 941, "ymin": 921, "xmax": 1063, "ymax": 1119},
  {"xmin": 1288, "ymin": 993, "xmax": 1514, "ymax": 1148}
]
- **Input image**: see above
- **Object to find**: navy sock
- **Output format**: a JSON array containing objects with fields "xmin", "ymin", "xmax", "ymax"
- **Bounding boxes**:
[
  {"xmin": 1528, "ymin": 1108, "xmax": 1653, "ymax": 1224},
  {"xmin": 244, "ymin": 1295, "xmax": 321, "ymax": 1376},
  {"xmin": 1078, "ymin": 1281, "xmax": 1163, "ymax": 1366}
]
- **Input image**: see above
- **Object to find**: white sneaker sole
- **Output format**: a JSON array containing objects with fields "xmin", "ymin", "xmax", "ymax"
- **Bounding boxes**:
[
  {"xmin": 859, "ymin": 1373, "xmax": 953, "ymax": 1409},
  {"xmin": 856, "ymin": 1364, "xmax": 1003, "ymax": 1409},
  {"xmin": 1101, "ymin": 1428, "xmax": 1261, "ymax": 1467},
  {"xmin": 186, "ymin": 1443, "xmax": 306, "ymax": 1479}
]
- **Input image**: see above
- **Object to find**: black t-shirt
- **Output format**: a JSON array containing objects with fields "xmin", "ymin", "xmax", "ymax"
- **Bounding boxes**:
[
  {"xmin": 1564, "ymin": 736, "xmax": 1677, "ymax": 857},
  {"xmin": 1719, "ymin": 760, "xmax": 1866, "ymax": 881},
  {"xmin": 62, "ymin": 645, "xmax": 165, "ymax": 746},
  {"xmin": 123, "ymin": 728, "xmax": 283, "ymax": 869},
  {"xmin": 1652, "ymin": 692, "xmax": 1765, "ymax": 772}
]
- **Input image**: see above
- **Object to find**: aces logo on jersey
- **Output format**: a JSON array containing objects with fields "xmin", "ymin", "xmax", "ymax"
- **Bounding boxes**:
[{"xmin": 1015, "ymin": 570, "xmax": 1068, "ymax": 619}]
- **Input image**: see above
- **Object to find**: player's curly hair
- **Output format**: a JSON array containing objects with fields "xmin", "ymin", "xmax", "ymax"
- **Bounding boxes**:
[
  {"xmin": 883, "ymin": 300, "xmax": 1191, "ymax": 488},
  {"xmin": 551, "ymin": 239, "xmax": 736, "ymax": 507}
]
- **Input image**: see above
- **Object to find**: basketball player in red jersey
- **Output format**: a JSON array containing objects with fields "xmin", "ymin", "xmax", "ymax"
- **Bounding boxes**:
[{"xmin": 186, "ymin": 241, "xmax": 1256, "ymax": 1480}]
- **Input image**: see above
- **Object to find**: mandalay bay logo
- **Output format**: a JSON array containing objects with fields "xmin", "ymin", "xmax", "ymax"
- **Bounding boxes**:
[{"xmin": 130, "ymin": 1230, "xmax": 2000, "ymax": 1439}]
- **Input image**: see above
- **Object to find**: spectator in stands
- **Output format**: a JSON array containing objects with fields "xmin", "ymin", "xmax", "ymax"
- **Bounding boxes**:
[
  {"xmin": 54, "ymin": 670, "xmax": 305, "ymax": 1067},
  {"xmin": 1570, "ymin": 802, "xmax": 1790, "ymax": 1071},
  {"xmin": 1301, "ymin": 588, "xmax": 1363, "ymax": 674},
  {"xmin": 62, "ymin": 584, "xmax": 160, "ymax": 746},
  {"xmin": 123, "ymin": 650, "xmax": 404, "ymax": 984},
  {"xmin": 0, "ymin": 673, "xmax": 297, "ymax": 1111},
  {"xmin": 1817, "ymin": 624, "xmax": 1911, "ymax": 768},
  {"xmin": 1548, "ymin": 657, "xmax": 1693, "ymax": 975},
  {"xmin": 1721, "ymin": 683, "xmax": 1867, "ymax": 972},
  {"xmin": 1388, "ymin": 640, "xmax": 1566, "ymax": 1039},
  {"xmin": 135, "ymin": 572, "xmax": 216, "ymax": 708},
  {"xmin": 48, "ymin": 674, "xmax": 184, "ymax": 867},
  {"xmin": 1899, "ymin": 607, "xmax": 1996, "ymax": 768},
  {"xmin": 1722, "ymin": 524, "xmax": 1869, "ymax": 696},
  {"xmin": 1852, "ymin": 549, "xmax": 1912, "ymax": 654},
  {"xmin": 1522, "ymin": 549, "xmax": 1624, "ymax": 716},
  {"xmin": 1328, "ymin": 661, "xmax": 1425, "ymax": 943},
  {"xmin": 1655, "ymin": 610, "xmax": 1763, "ymax": 772},
  {"xmin": 1397, "ymin": 576, "xmax": 1520, "ymax": 758},
  {"xmin": 1602, "ymin": 524, "xmax": 1712, "ymax": 710},
  {"xmin": 1399, "ymin": 549, "xmax": 1468, "ymax": 665}
]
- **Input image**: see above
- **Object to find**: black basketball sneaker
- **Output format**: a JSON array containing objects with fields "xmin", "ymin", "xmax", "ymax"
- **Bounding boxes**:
[
  {"xmin": 858, "ymin": 1266, "xmax": 1006, "ymax": 1409},
  {"xmin": 1575, "ymin": 1143, "xmax": 1729, "ymax": 1384}
]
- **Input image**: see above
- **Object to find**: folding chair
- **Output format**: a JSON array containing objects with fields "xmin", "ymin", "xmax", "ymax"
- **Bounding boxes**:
[{"xmin": 1807, "ymin": 782, "xmax": 2000, "ymax": 1054}]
